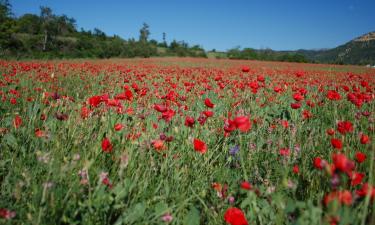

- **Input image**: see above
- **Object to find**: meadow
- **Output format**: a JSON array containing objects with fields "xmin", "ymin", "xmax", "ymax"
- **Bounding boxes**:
[{"xmin": 0, "ymin": 58, "xmax": 374, "ymax": 225}]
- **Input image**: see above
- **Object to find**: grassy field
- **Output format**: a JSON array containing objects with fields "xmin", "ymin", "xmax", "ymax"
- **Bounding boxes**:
[{"xmin": 0, "ymin": 58, "xmax": 374, "ymax": 225}]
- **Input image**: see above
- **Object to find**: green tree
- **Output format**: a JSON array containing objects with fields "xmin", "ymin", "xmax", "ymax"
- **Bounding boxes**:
[
  {"xmin": 0, "ymin": 0, "xmax": 11, "ymax": 21},
  {"xmin": 40, "ymin": 6, "xmax": 54, "ymax": 51},
  {"xmin": 16, "ymin": 14, "xmax": 41, "ymax": 34},
  {"xmin": 139, "ymin": 23, "xmax": 150, "ymax": 43}
]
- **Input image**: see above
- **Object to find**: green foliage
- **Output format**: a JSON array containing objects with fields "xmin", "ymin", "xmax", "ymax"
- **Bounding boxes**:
[
  {"xmin": 0, "ymin": 3, "xmax": 207, "ymax": 59},
  {"xmin": 227, "ymin": 47, "xmax": 308, "ymax": 63}
]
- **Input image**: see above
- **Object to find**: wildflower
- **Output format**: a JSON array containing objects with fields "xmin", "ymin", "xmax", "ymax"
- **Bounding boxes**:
[
  {"xmin": 331, "ymin": 138, "xmax": 343, "ymax": 150},
  {"xmin": 291, "ymin": 103, "xmax": 301, "ymax": 109},
  {"xmin": 224, "ymin": 207, "xmax": 248, "ymax": 225},
  {"xmin": 240, "ymin": 181, "xmax": 252, "ymax": 190},
  {"xmin": 193, "ymin": 139, "xmax": 207, "ymax": 154},
  {"xmin": 152, "ymin": 140, "xmax": 165, "ymax": 152},
  {"xmin": 228, "ymin": 196, "xmax": 235, "ymax": 204},
  {"xmin": 204, "ymin": 98, "xmax": 215, "ymax": 108},
  {"xmin": 229, "ymin": 145, "xmax": 239, "ymax": 156},
  {"xmin": 313, "ymin": 157, "xmax": 326, "ymax": 170},
  {"xmin": 293, "ymin": 165, "xmax": 299, "ymax": 174},
  {"xmin": 161, "ymin": 213, "xmax": 173, "ymax": 223},
  {"xmin": 337, "ymin": 121, "xmax": 353, "ymax": 135},
  {"xmin": 293, "ymin": 92, "xmax": 304, "ymax": 101},
  {"xmin": 184, "ymin": 116, "xmax": 195, "ymax": 127},
  {"xmin": 99, "ymin": 172, "xmax": 112, "ymax": 188},
  {"xmin": 350, "ymin": 172, "xmax": 365, "ymax": 186},
  {"xmin": 114, "ymin": 123, "xmax": 124, "ymax": 131},
  {"xmin": 88, "ymin": 95, "xmax": 102, "ymax": 107},
  {"xmin": 0, "ymin": 208, "xmax": 16, "ymax": 219},
  {"xmin": 332, "ymin": 153, "xmax": 354, "ymax": 174},
  {"xmin": 242, "ymin": 66, "xmax": 250, "ymax": 73},
  {"xmin": 101, "ymin": 137, "xmax": 113, "ymax": 153},
  {"xmin": 356, "ymin": 183, "xmax": 375, "ymax": 201},
  {"xmin": 234, "ymin": 116, "xmax": 251, "ymax": 132},
  {"xmin": 203, "ymin": 110, "xmax": 214, "ymax": 117},
  {"xmin": 326, "ymin": 128, "xmax": 335, "ymax": 136},
  {"xmin": 13, "ymin": 115, "xmax": 22, "ymax": 129},
  {"xmin": 279, "ymin": 148, "xmax": 290, "ymax": 156},
  {"xmin": 327, "ymin": 90, "xmax": 341, "ymax": 101},
  {"xmin": 355, "ymin": 152, "xmax": 366, "ymax": 163},
  {"xmin": 154, "ymin": 104, "xmax": 167, "ymax": 112},
  {"xmin": 81, "ymin": 106, "xmax": 90, "ymax": 119},
  {"xmin": 360, "ymin": 134, "xmax": 370, "ymax": 144}
]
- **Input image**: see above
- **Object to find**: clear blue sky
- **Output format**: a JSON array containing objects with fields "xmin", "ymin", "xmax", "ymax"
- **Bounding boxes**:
[{"xmin": 10, "ymin": 0, "xmax": 375, "ymax": 51}]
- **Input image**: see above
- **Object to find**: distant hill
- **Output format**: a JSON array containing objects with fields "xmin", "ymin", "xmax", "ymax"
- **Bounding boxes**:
[
  {"xmin": 296, "ymin": 32, "xmax": 375, "ymax": 65},
  {"xmin": 216, "ymin": 32, "xmax": 375, "ymax": 65}
]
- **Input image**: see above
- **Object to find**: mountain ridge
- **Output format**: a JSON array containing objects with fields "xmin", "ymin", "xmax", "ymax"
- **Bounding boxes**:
[{"xmin": 294, "ymin": 31, "xmax": 375, "ymax": 65}]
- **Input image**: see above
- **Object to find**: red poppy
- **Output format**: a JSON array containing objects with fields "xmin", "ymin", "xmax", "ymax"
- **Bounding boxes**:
[
  {"xmin": 291, "ymin": 103, "xmax": 301, "ymax": 109},
  {"xmin": 280, "ymin": 120, "xmax": 289, "ymax": 128},
  {"xmin": 327, "ymin": 90, "xmax": 341, "ymax": 101},
  {"xmin": 326, "ymin": 128, "xmax": 335, "ymax": 136},
  {"xmin": 302, "ymin": 110, "xmax": 313, "ymax": 119},
  {"xmin": 81, "ymin": 106, "xmax": 90, "ymax": 119},
  {"xmin": 279, "ymin": 148, "xmax": 290, "ymax": 156},
  {"xmin": 10, "ymin": 98, "xmax": 17, "ymax": 105},
  {"xmin": 313, "ymin": 157, "xmax": 326, "ymax": 170},
  {"xmin": 152, "ymin": 140, "xmax": 164, "ymax": 152},
  {"xmin": 324, "ymin": 190, "xmax": 353, "ymax": 206},
  {"xmin": 360, "ymin": 134, "xmax": 370, "ymax": 144},
  {"xmin": 257, "ymin": 75, "xmax": 265, "ymax": 82},
  {"xmin": 124, "ymin": 89, "xmax": 133, "ymax": 101},
  {"xmin": 234, "ymin": 116, "xmax": 251, "ymax": 132},
  {"xmin": 13, "ymin": 115, "xmax": 22, "ymax": 129},
  {"xmin": 154, "ymin": 104, "xmax": 167, "ymax": 112},
  {"xmin": 185, "ymin": 116, "xmax": 195, "ymax": 127},
  {"xmin": 193, "ymin": 138, "xmax": 207, "ymax": 154},
  {"xmin": 114, "ymin": 123, "xmax": 124, "ymax": 131},
  {"xmin": 35, "ymin": 129, "xmax": 45, "ymax": 138},
  {"xmin": 350, "ymin": 172, "xmax": 364, "ymax": 186},
  {"xmin": 224, "ymin": 207, "xmax": 248, "ymax": 225},
  {"xmin": 355, "ymin": 152, "xmax": 366, "ymax": 163},
  {"xmin": 161, "ymin": 109, "xmax": 175, "ymax": 122},
  {"xmin": 332, "ymin": 153, "xmax": 354, "ymax": 174},
  {"xmin": 204, "ymin": 98, "xmax": 215, "ymax": 108},
  {"xmin": 293, "ymin": 93, "xmax": 304, "ymax": 101},
  {"xmin": 241, "ymin": 66, "xmax": 250, "ymax": 73},
  {"xmin": 293, "ymin": 165, "xmax": 299, "ymax": 174},
  {"xmin": 240, "ymin": 181, "xmax": 252, "ymax": 190},
  {"xmin": 203, "ymin": 110, "xmax": 214, "ymax": 117},
  {"xmin": 101, "ymin": 138, "xmax": 113, "ymax": 153},
  {"xmin": 197, "ymin": 114, "xmax": 207, "ymax": 125},
  {"xmin": 356, "ymin": 183, "xmax": 375, "ymax": 201},
  {"xmin": 331, "ymin": 138, "xmax": 343, "ymax": 150},
  {"xmin": 337, "ymin": 121, "xmax": 353, "ymax": 135},
  {"xmin": 88, "ymin": 95, "xmax": 102, "ymax": 107}
]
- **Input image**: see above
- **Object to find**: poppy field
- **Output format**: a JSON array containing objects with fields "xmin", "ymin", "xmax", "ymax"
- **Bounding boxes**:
[{"xmin": 0, "ymin": 58, "xmax": 374, "ymax": 225}]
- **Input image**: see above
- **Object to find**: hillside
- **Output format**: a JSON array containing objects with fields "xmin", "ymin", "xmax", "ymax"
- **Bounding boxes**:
[{"xmin": 298, "ymin": 32, "xmax": 375, "ymax": 65}]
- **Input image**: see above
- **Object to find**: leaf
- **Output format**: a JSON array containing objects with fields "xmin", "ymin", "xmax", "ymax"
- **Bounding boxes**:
[
  {"xmin": 154, "ymin": 202, "xmax": 168, "ymax": 216},
  {"xmin": 115, "ymin": 202, "xmax": 146, "ymax": 225},
  {"xmin": 184, "ymin": 206, "xmax": 200, "ymax": 225},
  {"xmin": 3, "ymin": 133, "xmax": 18, "ymax": 149},
  {"xmin": 285, "ymin": 199, "xmax": 296, "ymax": 213}
]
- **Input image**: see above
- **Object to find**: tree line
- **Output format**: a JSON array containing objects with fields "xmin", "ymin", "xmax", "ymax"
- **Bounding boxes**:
[
  {"xmin": 1, "ymin": 0, "xmax": 311, "ymax": 63},
  {"xmin": 225, "ymin": 47, "xmax": 308, "ymax": 63},
  {"xmin": 0, "ymin": 0, "xmax": 206, "ymax": 59}
]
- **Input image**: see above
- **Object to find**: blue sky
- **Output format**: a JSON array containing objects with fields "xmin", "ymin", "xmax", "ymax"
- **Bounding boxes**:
[{"xmin": 10, "ymin": 0, "xmax": 375, "ymax": 51}]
